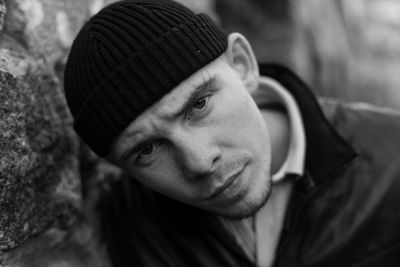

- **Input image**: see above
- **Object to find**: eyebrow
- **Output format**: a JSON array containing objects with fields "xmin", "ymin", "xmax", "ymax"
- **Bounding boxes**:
[
  {"xmin": 119, "ymin": 75, "xmax": 217, "ymax": 162},
  {"xmin": 168, "ymin": 75, "xmax": 217, "ymax": 120}
]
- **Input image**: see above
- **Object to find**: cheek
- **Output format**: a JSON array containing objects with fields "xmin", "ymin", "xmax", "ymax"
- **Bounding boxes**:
[
  {"xmin": 128, "ymin": 159, "xmax": 190, "ymax": 201},
  {"xmin": 215, "ymin": 91, "xmax": 269, "ymax": 147}
]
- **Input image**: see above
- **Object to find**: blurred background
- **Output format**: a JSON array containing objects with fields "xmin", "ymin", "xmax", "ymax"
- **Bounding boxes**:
[
  {"xmin": 1, "ymin": 0, "xmax": 400, "ymax": 266},
  {"xmin": 196, "ymin": 0, "xmax": 400, "ymax": 109}
]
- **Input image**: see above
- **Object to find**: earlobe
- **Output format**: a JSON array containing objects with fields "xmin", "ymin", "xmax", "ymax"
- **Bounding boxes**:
[{"xmin": 225, "ymin": 33, "xmax": 259, "ymax": 93}]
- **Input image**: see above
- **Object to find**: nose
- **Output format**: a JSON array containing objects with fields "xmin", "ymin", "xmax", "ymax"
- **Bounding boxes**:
[{"xmin": 172, "ymin": 129, "xmax": 221, "ymax": 180}]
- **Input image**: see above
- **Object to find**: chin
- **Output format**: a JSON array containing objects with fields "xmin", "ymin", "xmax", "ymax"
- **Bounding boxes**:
[{"xmin": 213, "ymin": 180, "xmax": 272, "ymax": 220}]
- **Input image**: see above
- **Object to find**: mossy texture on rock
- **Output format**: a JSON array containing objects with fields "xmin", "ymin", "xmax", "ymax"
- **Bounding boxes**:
[
  {"xmin": 0, "ymin": 0, "xmax": 116, "ymax": 265},
  {"xmin": 0, "ymin": 66, "xmax": 80, "ymax": 251}
]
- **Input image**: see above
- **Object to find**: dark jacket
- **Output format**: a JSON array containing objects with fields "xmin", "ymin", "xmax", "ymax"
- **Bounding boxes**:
[{"xmin": 98, "ymin": 64, "xmax": 400, "ymax": 267}]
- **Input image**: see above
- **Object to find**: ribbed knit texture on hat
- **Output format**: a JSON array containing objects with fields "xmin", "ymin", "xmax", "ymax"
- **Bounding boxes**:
[{"xmin": 64, "ymin": 0, "xmax": 227, "ymax": 157}]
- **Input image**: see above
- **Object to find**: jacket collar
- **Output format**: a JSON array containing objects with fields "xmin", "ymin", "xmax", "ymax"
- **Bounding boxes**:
[{"xmin": 259, "ymin": 64, "xmax": 356, "ymax": 190}]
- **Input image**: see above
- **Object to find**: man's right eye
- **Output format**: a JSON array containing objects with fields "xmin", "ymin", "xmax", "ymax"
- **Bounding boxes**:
[
  {"xmin": 135, "ymin": 140, "xmax": 164, "ymax": 163},
  {"xmin": 140, "ymin": 144, "xmax": 154, "ymax": 156}
]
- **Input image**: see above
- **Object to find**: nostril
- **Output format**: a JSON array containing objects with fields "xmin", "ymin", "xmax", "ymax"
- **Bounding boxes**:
[{"xmin": 212, "ymin": 153, "xmax": 221, "ymax": 165}]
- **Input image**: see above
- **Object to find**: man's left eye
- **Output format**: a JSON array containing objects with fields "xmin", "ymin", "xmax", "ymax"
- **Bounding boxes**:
[
  {"xmin": 187, "ymin": 95, "xmax": 211, "ymax": 120},
  {"xmin": 193, "ymin": 96, "xmax": 208, "ymax": 110}
]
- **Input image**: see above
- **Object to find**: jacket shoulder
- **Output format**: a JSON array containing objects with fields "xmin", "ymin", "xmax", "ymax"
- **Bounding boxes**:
[
  {"xmin": 319, "ymin": 98, "xmax": 400, "ymax": 158},
  {"xmin": 292, "ymin": 99, "xmax": 400, "ymax": 266}
]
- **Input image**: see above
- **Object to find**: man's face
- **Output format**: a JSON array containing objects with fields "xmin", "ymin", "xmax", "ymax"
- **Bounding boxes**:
[{"xmin": 109, "ymin": 57, "xmax": 272, "ymax": 219}]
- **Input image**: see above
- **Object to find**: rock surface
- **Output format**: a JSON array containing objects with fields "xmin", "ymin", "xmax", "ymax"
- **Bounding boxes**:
[{"xmin": 0, "ymin": 0, "xmax": 112, "ymax": 266}]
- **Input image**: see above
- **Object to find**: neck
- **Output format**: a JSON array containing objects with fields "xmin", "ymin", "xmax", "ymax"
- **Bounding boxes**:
[
  {"xmin": 261, "ymin": 107, "xmax": 290, "ymax": 175},
  {"xmin": 254, "ymin": 179, "xmax": 293, "ymax": 266}
]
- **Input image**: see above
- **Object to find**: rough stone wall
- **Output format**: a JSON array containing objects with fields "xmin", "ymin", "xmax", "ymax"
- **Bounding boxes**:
[
  {"xmin": 1, "ymin": 0, "xmax": 79, "ymax": 252},
  {"xmin": 0, "ymin": 0, "xmax": 116, "ymax": 266}
]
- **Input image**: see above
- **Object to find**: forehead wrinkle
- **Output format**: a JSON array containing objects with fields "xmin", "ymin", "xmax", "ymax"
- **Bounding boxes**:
[
  {"xmin": 119, "ymin": 106, "xmax": 157, "ymax": 143},
  {"xmin": 131, "ymin": 107, "xmax": 171, "ymax": 141},
  {"xmin": 155, "ymin": 93, "xmax": 186, "ymax": 121},
  {"xmin": 129, "ymin": 65, "xmax": 218, "ymax": 137},
  {"xmin": 156, "ymin": 71, "xmax": 216, "ymax": 122},
  {"xmin": 152, "ymin": 83, "xmax": 195, "ymax": 122}
]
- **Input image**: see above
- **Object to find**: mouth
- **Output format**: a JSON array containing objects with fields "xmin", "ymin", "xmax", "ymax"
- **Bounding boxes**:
[{"xmin": 206, "ymin": 168, "xmax": 244, "ymax": 201}]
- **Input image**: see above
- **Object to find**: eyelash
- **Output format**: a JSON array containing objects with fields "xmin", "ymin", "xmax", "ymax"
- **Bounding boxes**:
[
  {"xmin": 136, "ymin": 140, "xmax": 162, "ymax": 162},
  {"xmin": 186, "ymin": 94, "xmax": 211, "ymax": 120}
]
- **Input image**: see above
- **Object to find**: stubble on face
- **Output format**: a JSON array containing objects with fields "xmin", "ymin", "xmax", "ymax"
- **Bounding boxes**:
[{"xmin": 213, "ymin": 163, "xmax": 272, "ymax": 220}]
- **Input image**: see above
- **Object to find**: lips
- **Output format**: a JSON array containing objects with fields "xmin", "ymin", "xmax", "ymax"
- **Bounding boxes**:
[{"xmin": 206, "ymin": 168, "xmax": 243, "ymax": 200}]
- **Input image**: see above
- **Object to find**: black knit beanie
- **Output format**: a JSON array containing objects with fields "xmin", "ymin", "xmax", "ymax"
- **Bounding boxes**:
[{"xmin": 64, "ymin": 0, "xmax": 227, "ymax": 157}]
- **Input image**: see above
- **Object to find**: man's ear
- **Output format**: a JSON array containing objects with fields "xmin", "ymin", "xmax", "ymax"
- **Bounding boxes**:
[{"xmin": 225, "ymin": 33, "xmax": 259, "ymax": 93}]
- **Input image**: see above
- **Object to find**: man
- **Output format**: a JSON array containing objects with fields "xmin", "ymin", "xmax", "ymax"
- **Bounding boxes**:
[{"xmin": 63, "ymin": 0, "xmax": 400, "ymax": 266}]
